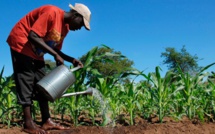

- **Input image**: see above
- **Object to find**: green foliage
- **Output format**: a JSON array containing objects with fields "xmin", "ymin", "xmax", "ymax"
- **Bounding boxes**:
[
  {"xmin": 44, "ymin": 60, "xmax": 57, "ymax": 73},
  {"xmin": 0, "ymin": 67, "xmax": 21, "ymax": 128},
  {"xmin": 1, "ymin": 45, "xmax": 215, "ymax": 128},
  {"xmin": 80, "ymin": 45, "xmax": 134, "ymax": 82},
  {"xmin": 143, "ymin": 67, "xmax": 181, "ymax": 122},
  {"xmin": 176, "ymin": 62, "xmax": 215, "ymax": 119},
  {"xmin": 208, "ymin": 71, "xmax": 215, "ymax": 83},
  {"xmin": 161, "ymin": 45, "xmax": 201, "ymax": 75}
]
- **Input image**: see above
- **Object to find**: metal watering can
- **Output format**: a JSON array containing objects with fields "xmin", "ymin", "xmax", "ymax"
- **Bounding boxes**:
[{"xmin": 36, "ymin": 65, "xmax": 92, "ymax": 102}]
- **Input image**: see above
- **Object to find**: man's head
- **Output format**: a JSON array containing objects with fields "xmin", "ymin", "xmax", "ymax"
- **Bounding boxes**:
[{"xmin": 68, "ymin": 3, "xmax": 91, "ymax": 31}]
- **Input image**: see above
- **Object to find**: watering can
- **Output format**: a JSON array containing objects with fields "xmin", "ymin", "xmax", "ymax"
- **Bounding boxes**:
[{"xmin": 36, "ymin": 65, "xmax": 93, "ymax": 102}]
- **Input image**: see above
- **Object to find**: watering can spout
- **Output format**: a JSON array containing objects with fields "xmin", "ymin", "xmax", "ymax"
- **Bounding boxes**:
[
  {"xmin": 83, "ymin": 88, "xmax": 93, "ymax": 95},
  {"xmin": 61, "ymin": 88, "xmax": 93, "ymax": 98}
]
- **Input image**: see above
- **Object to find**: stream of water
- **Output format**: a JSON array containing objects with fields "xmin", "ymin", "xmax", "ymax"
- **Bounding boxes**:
[{"xmin": 89, "ymin": 87, "xmax": 114, "ymax": 133}]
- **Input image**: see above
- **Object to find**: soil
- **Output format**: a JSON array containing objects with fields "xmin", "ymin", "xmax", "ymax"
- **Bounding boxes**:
[{"xmin": 1, "ymin": 116, "xmax": 215, "ymax": 134}]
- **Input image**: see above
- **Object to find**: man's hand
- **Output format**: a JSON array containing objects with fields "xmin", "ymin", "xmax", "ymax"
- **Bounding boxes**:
[{"xmin": 72, "ymin": 59, "xmax": 83, "ymax": 67}]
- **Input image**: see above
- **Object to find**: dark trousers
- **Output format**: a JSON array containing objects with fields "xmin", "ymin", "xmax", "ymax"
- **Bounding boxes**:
[{"xmin": 10, "ymin": 49, "xmax": 47, "ymax": 105}]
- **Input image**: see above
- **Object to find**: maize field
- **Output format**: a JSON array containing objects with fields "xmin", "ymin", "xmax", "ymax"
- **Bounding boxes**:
[{"xmin": 1, "ymin": 46, "xmax": 215, "ymax": 134}]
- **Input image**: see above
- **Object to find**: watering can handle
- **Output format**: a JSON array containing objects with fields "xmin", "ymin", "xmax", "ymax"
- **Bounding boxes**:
[{"xmin": 70, "ymin": 66, "xmax": 82, "ymax": 72}]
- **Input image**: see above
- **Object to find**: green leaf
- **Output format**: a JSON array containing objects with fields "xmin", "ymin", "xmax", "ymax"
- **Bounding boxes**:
[
  {"xmin": 101, "ymin": 44, "xmax": 111, "ymax": 49},
  {"xmin": 104, "ymin": 52, "xmax": 126, "ymax": 58},
  {"xmin": 0, "ymin": 66, "xmax": 4, "ymax": 84},
  {"xmin": 128, "ymin": 83, "xmax": 134, "ymax": 97},
  {"xmin": 84, "ymin": 46, "xmax": 98, "ymax": 67}
]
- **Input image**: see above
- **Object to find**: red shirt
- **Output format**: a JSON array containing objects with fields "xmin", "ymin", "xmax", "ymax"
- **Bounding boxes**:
[{"xmin": 7, "ymin": 5, "xmax": 69, "ymax": 60}]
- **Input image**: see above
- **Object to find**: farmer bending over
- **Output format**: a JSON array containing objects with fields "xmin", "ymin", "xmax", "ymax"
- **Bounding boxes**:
[{"xmin": 6, "ymin": 3, "xmax": 91, "ymax": 134}]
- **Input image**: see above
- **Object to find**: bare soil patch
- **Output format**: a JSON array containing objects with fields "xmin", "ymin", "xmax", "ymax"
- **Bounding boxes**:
[{"xmin": 1, "ymin": 116, "xmax": 215, "ymax": 134}]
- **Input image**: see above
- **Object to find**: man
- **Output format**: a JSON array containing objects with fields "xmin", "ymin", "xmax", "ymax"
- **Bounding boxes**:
[{"xmin": 7, "ymin": 3, "xmax": 91, "ymax": 134}]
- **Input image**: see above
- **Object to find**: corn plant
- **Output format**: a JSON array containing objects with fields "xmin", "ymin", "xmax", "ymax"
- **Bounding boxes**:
[
  {"xmin": 168, "ymin": 84, "xmax": 186, "ymax": 120},
  {"xmin": 177, "ymin": 63, "xmax": 215, "ymax": 119},
  {"xmin": 0, "ymin": 67, "xmax": 18, "ymax": 127},
  {"xmin": 136, "ymin": 80, "xmax": 154, "ymax": 119},
  {"xmin": 90, "ymin": 76, "xmax": 115, "ymax": 126},
  {"xmin": 190, "ymin": 81, "xmax": 215, "ymax": 122},
  {"xmin": 202, "ymin": 79, "xmax": 215, "ymax": 121},
  {"xmin": 142, "ymin": 66, "xmax": 182, "ymax": 122},
  {"xmin": 122, "ymin": 82, "xmax": 143, "ymax": 125},
  {"xmin": 107, "ymin": 84, "xmax": 124, "ymax": 126},
  {"xmin": 118, "ymin": 69, "xmax": 146, "ymax": 125},
  {"xmin": 86, "ymin": 95, "xmax": 101, "ymax": 126}
]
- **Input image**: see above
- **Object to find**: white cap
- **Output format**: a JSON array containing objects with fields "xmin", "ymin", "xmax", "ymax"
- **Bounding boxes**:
[{"xmin": 69, "ymin": 3, "xmax": 91, "ymax": 30}]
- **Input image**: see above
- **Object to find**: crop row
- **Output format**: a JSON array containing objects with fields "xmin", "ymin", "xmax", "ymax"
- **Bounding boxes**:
[{"xmin": 1, "ymin": 46, "xmax": 215, "ymax": 127}]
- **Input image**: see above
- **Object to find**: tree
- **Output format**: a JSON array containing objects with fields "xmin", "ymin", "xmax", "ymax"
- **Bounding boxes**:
[
  {"xmin": 161, "ymin": 45, "xmax": 201, "ymax": 74},
  {"xmin": 79, "ymin": 45, "xmax": 134, "ymax": 81}
]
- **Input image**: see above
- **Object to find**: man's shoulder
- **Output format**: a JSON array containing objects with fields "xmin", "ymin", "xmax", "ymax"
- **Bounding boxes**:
[{"xmin": 38, "ymin": 5, "xmax": 63, "ymax": 13}]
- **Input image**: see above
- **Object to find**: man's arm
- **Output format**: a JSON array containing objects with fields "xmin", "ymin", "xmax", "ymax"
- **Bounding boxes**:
[
  {"xmin": 28, "ymin": 30, "xmax": 64, "ymax": 65},
  {"xmin": 54, "ymin": 48, "xmax": 83, "ymax": 67}
]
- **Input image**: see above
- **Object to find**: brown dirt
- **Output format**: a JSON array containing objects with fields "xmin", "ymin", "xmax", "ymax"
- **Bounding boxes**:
[{"xmin": 1, "ymin": 116, "xmax": 215, "ymax": 134}]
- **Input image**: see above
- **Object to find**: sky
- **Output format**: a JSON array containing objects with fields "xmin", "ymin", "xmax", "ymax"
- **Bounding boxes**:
[{"xmin": 1, "ymin": 0, "xmax": 215, "ymax": 80}]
